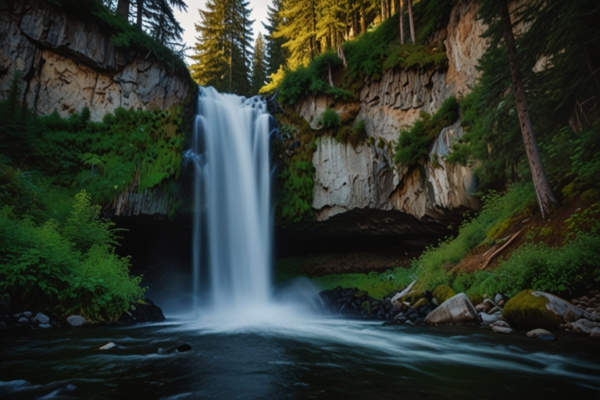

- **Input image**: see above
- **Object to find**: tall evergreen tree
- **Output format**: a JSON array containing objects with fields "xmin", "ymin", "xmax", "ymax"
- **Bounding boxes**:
[
  {"xmin": 263, "ymin": 0, "xmax": 289, "ymax": 76},
  {"xmin": 251, "ymin": 33, "xmax": 268, "ymax": 95},
  {"xmin": 274, "ymin": 0, "xmax": 320, "ymax": 65},
  {"xmin": 190, "ymin": 0, "xmax": 253, "ymax": 95},
  {"xmin": 478, "ymin": 0, "xmax": 557, "ymax": 217}
]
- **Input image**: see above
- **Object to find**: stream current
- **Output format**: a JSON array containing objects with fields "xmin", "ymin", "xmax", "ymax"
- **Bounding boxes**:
[{"xmin": 1, "ymin": 316, "xmax": 600, "ymax": 399}]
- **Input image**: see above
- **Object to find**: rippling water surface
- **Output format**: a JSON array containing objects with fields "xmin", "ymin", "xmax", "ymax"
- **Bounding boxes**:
[{"xmin": 2, "ymin": 310, "xmax": 600, "ymax": 400}]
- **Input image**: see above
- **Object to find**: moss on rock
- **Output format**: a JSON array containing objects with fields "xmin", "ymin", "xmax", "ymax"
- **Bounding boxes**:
[
  {"xmin": 402, "ymin": 290, "xmax": 424, "ymax": 305},
  {"xmin": 502, "ymin": 290, "xmax": 563, "ymax": 330},
  {"xmin": 432, "ymin": 285, "xmax": 456, "ymax": 304}
]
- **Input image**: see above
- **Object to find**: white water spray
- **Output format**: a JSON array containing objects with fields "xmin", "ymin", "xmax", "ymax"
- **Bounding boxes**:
[{"xmin": 186, "ymin": 87, "xmax": 274, "ymax": 312}]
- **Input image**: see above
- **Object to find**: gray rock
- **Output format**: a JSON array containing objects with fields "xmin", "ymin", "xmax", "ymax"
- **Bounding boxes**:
[
  {"xmin": 99, "ymin": 342, "xmax": 118, "ymax": 350},
  {"xmin": 565, "ymin": 319, "xmax": 600, "ymax": 334},
  {"xmin": 591, "ymin": 328, "xmax": 600, "ymax": 339},
  {"xmin": 66, "ymin": 315, "xmax": 87, "ymax": 327},
  {"xmin": 482, "ymin": 299, "xmax": 499, "ymax": 313},
  {"xmin": 39, "ymin": 323, "xmax": 52, "ymax": 329},
  {"xmin": 488, "ymin": 306, "xmax": 501, "ymax": 314},
  {"xmin": 526, "ymin": 328, "xmax": 553, "ymax": 338},
  {"xmin": 532, "ymin": 291, "xmax": 597, "ymax": 323},
  {"xmin": 492, "ymin": 326, "xmax": 512, "ymax": 334},
  {"xmin": 424, "ymin": 293, "xmax": 478, "ymax": 325},
  {"xmin": 18, "ymin": 317, "xmax": 29, "ymax": 325},
  {"xmin": 491, "ymin": 320, "xmax": 510, "ymax": 329},
  {"xmin": 475, "ymin": 304, "xmax": 484, "ymax": 312},
  {"xmin": 480, "ymin": 312, "xmax": 502, "ymax": 324},
  {"xmin": 22, "ymin": 311, "xmax": 32, "ymax": 318},
  {"xmin": 494, "ymin": 294, "xmax": 503, "ymax": 304},
  {"xmin": 34, "ymin": 313, "xmax": 50, "ymax": 325}
]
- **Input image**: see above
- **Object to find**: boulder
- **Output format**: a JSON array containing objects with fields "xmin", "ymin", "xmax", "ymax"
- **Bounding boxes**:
[
  {"xmin": 432, "ymin": 285, "xmax": 456, "ymax": 305},
  {"xmin": 491, "ymin": 320, "xmax": 510, "ymax": 329},
  {"xmin": 413, "ymin": 298, "xmax": 429, "ymax": 310},
  {"xmin": 565, "ymin": 319, "xmax": 600, "ymax": 335},
  {"xmin": 39, "ymin": 323, "xmax": 52, "ymax": 329},
  {"xmin": 526, "ymin": 328, "xmax": 553, "ymax": 338},
  {"xmin": 99, "ymin": 342, "xmax": 118, "ymax": 350},
  {"xmin": 22, "ymin": 311, "xmax": 32, "ymax": 318},
  {"xmin": 177, "ymin": 344, "xmax": 192, "ymax": 352},
  {"xmin": 480, "ymin": 312, "xmax": 502, "ymax": 324},
  {"xmin": 591, "ymin": 328, "xmax": 600, "ymax": 339},
  {"xmin": 18, "ymin": 317, "xmax": 29, "ymax": 326},
  {"xmin": 34, "ymin": 313, "xmax": 50, "ymax": 325},
  {"xmin": 66, "ymin": 315, "xmax": 88, "ymax": 327},
  {"xmin": 502, "ymin": 290, "xmax": 596, "ymax": 331},
  {"xmin": 492, "ymin": 326, "xmax": 512, "ymax": 334},
  {"xmin": 424, "ymin": 293, "xmax": 478, "ymax": 325}
]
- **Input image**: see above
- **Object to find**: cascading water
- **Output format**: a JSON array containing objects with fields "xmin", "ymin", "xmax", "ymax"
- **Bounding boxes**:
[{"xmin": 186, "ymin": 87, "xmax": 274, "ymax": 312}]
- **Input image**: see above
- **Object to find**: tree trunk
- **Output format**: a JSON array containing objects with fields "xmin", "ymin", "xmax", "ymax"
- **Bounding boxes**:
[
  {"xmin": 499, "ymin": 0, "xmax": 557, "ymax": 218},
  {"xmin": 116, "ymin": 0, "xmax": 130, "ymax": 19},
  {"xmin": 387, "ymin": 0, "xmax": 392, "ymax": 18},
  {"xmin": 136, "ymin": 0, "xmax": 143, "ymax": 28},
  {"xmin": 399, "ymin": 0, "xmax": 404, "ymax": 45},
  {"xmin": 361, "ymin": 2, "xmax": 367, "ymax": 33},
  {"xmin": 407, "ymin": 0, "xmax": 415, "ymax": 44},
  {"xmin": 381, "ymin": 0, "xmax": 385, "ymax": 21}
]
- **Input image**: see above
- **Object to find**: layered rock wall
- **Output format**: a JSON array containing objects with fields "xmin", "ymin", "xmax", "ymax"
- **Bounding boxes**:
[
  {"xmin": 286, "ymin": 0, "xmax": 488, "ymax": 242},
  {"xmin": 0, "ymin": 0, "xmax": 193, "ymax": 121}
]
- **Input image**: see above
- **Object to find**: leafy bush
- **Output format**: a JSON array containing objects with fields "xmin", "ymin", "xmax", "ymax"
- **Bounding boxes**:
[
  {"xmin": 320, "ymin": 108, "xmax": 341, "ymax": 129},
  {"xmin": 276, "ymin": 159, "xmax": 315, "ymax": 225},
  {"xmin": 0, "ymin": 191, "xmax": 145, "ymax": 321},
  {"xmin": 278, "ymin": 51, "xmax": 353, "ymax": 105},
  {"xmin": 394, "ymin": 96, "xmax": 459, "ymax": 166}
]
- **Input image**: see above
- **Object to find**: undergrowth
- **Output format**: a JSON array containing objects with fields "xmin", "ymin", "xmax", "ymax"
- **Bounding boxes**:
[
  {"xmin": 394, "ymin": 96, "xmax": 458, "ymax": 166},
  {"xmin": 0, "ymin": 191, "xmax": 145, "ymax": 322}
]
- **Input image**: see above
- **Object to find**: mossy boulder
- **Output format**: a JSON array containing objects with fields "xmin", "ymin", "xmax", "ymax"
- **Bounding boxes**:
[
  {"xmin": 413, "ymin": 298, "xmax": 429, "ymax": 309},
  {"xmin": 502, "ymin": 290, "xmax": 565, "ymax": 330},
  {"xmin": 361, "ymin": 300, "xmax": 371, "ymax": 314},
  {"xmin": 402, "ymin": 290, "xmax": 424, "ymax": 306},
  {"xmin": 432, "ymin": 285, "xmax": 456, "ymax": 304}
]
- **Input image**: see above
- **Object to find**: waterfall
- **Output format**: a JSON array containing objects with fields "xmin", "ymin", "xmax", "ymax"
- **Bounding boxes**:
[{"xmin": 186, "ymin": 87, "xmax": 274, "ymax": 311}]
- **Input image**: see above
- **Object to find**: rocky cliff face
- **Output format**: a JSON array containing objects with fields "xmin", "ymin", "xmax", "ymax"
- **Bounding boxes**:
[
  {"xmin": 283, "ymin": 0, "xmax": 487, "ymax": 250},
  {"xmin": 0, "ymin": 0, "xmax": 193, "ymax": 121}
]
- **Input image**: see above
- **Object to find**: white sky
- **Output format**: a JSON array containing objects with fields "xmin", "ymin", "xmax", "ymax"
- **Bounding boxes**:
[{"xmin": 174, "ymin": 0, "xmax": 271, "ymax": 61}]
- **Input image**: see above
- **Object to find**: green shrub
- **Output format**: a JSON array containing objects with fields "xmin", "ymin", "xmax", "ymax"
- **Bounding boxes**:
[
  {"xmin": 394, "ymin": 97, "xmax": 459, "ymax": 166},
  {"xmin": 320, "ymin": 108, "xmax": 341, "ymax": 129},
  {"xmin": 278, "ymin": 51, "xmax": 353, "ymax": 105},
  {"xmin": 0, "ymin": 191, "xmax": 145, "ymax": 321}
]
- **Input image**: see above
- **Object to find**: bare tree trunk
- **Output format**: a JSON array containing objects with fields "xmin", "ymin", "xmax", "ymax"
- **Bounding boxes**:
[
  {"xmin": 136, "ymin": 0, "xmax": 143, "ymax": 28},
  {"xmin": 352, "ymin": 12, "xmax": 359, "ymax": 37},
  {"xmin": 116, "ymin": 0, "xmax": 130, "ymax": 19},
  {"xmin": 393, "ymin": 0, "xmax": 399, "ymax": 14},
  {"xmin": 407, "ymin": 0, "xmax": 415, "ymax": 44},
  {"xmin": 499, "ymin": 0, "xmax": 557, "ymax": 218},
  {"xmin": 361, "ymin": 2, "xmax": 367, "ymax": 33},
  {"xmin": 399, "ymin": 0, "xmax": 404, "ymax": 45},
  {"xmin": 387, "ymin": 0, "xmax": 392, "ymax": 18},
  {"xmin": 381, "ymin": 0, "xmax": 385, "ymax": 21}
]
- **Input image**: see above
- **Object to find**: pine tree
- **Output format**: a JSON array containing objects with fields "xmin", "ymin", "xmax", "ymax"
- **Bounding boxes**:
[
  {"xmin": 316, "ymin": 0, "xmax": 348, "ymax": 50},
  {"xmin": 479, "ymin": 0, "xmax": 557, "ymax": 218},
  {"xmin": 251, "ymin": 33, "xmax": 268, "ymax": 95},
  {"xmin": 190, "ymin": 0, "xmax": 253, "ymax": 95},
  {"xmin": 263, "ymin": 0, "xmax": 289, "ymax": 76},
  {"xmin": 274, "ymin": 0, "xmax": 320, "ymax": 65}
]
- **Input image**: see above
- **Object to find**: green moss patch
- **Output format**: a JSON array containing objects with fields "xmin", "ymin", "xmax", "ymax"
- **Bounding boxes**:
[
  {"xmin": 433, "ymin": 285, "xmax": 456, "ymax": 304},
  {"xmin": 502, "ymin": 289, "xmax": 563, "ymax": 330}
]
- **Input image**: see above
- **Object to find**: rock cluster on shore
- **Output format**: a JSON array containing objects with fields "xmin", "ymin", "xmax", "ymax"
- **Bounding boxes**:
[
  {"xmin": 317, "ymin": 285, "xmax": 600, "ymax": 340},
  {"xmin": 0, "ymin": 297, "xmax": 165, "ymax": 331}
]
